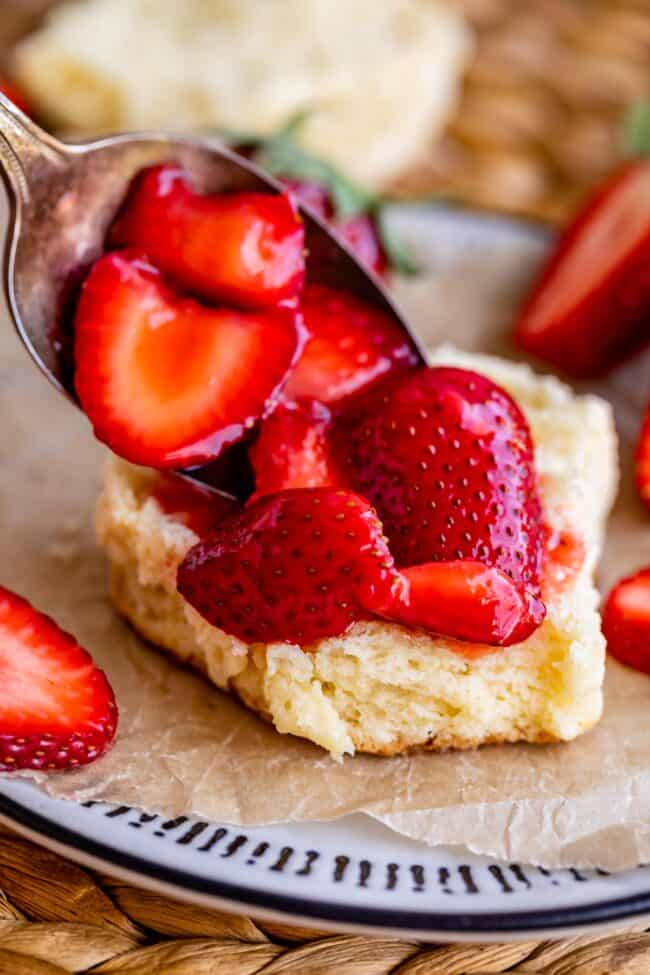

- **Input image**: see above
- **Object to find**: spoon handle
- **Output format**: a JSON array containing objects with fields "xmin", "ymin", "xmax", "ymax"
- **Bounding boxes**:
[{"xmin": 0, "ymin": 93, "xmax": 67, "ymax": 204}]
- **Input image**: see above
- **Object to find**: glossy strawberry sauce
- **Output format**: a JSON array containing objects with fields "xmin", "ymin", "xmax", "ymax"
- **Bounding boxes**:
[
  {"xmin": 542, "ymin": 526, "xmax": 585, "ymax": 597},
  {"xmin": 151, "ymin": 473, "xmax": 237, "ymax": 537}
]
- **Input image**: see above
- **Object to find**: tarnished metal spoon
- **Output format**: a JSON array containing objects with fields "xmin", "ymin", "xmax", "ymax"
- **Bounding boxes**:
[{"xmin": 0, "ymin": 93, "xmax": 425, "ymax": 478}]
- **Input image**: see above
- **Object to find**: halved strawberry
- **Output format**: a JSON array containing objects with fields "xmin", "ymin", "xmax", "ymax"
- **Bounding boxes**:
[
  {"xmin": 110, "ymin": 164, "xmax": 305, "ymax": 308},
  {"xmin": 284, "ymin": 283, "xmax": 418, "ymax": 404},
  {"xmin": 151, "ymin": 472, "xmax": 239, "ymax": 536},
  {"xmin": 635, "ymin": 401, "xmax": 650, "ymax": 512},
  {"xmin": 0, "ymin": 586, "xmax": 117, "ymax": 771},
  {"xmin": 515, "ymin": 159, "xmax": 650, "ymax": 376},
  {"xmin": 334, "ymin": 366, "xmax": 545, "ymax": 595},
  {"xmin": 367, "ymin": 560, "xmax": 545, "ymax": 647},
  {"xmin": 602, "ymin": 569, "xmax": 650, "ymax": 674},
  {"xmin": 73, "ymin": 252, "xmax": 302, "ymax": 469},
  {"xmin": 177, "ymin": 487, "xmax": 399, "ymax": 645},
  {"xmin": 249, "ymin": 399, "xmax": 341, "ymax": 498}
]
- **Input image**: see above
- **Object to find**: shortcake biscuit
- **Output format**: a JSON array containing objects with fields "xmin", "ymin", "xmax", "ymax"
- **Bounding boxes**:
[{"xmin": 97, "ymin": 347, "xmax": 617, "ymax": 759}]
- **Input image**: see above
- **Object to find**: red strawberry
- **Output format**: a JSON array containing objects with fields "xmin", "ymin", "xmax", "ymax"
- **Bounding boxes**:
[
  {"xmin": 249, "ymin": 399, "xmax": 342, "ymax": 498},
  {"xmin": 282, "ymin": 179, "xmax": 331, "ymax": 221},
  {"xmin": 177, "ymin": 488, "xmax": 399, "ymax": 645},
  {"xmin": 635, "ymin": 401, "xmax": 650, "ymax": 512},
  {"xmin": 334, "ymin": 366, "xmax": 544, "ymax": 594},
  {"xmin": 283, "ymin": 179, "xmax": 387, "ymax": 277},
  {"xmin": 515, "ymin": 160, "xmax": 650, "ymax": 376},
  {"xmin": 0, "ymin": 75, "xmax": 32, "ymax": 116},
  {"xmin": 368, "ymin": 560, "xmax": 545, "ymax": 647},
  {"xmin": 284, "ymin": 283, "xmax": 418, "ymax": 404},
  {"xmin": 110, "ymin": 164, "xmax": 305, "ymax": 309},
  {"xmin": 152, "ymin": 472, "xmax": 239, "ymax": 536},
  {"xmin": 0, "ymin": 587, "xmax": 117, "ymax": 772},
  {"xmin": 74, "ymin": 251, "xmax": 302, "ymax": 469},
  {"xmin": 602, "ymin": 569, "xmax": 650, "ymax": 674},
  {"xmin": 336, "ymin": 214, "xmax": 387, "ymax": 279}
]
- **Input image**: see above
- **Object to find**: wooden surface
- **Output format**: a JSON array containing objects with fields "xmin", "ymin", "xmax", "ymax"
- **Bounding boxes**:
[{"xmin": 0, "ymin": 826, "xmax": 649, "ymax": 974}]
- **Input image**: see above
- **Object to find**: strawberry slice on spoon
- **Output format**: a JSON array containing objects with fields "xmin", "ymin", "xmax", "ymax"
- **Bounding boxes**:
[
  {"xmin": 515, "ymin": 159, "xmax": 650, "ymax": 376},
  {"xmin": 0, "ymin": 586, "xmax": 117, "ymax": 772},
  {"xmin": 110, "ymin": 164, "xmax": 306, "ymax": 309},
  {"xmin": 74, "ymin": 251, "xmax": 303, "ymax": 469},
  {"xmin": 284, "ymin": 282, "xmax": 419, "ymax": 404}
]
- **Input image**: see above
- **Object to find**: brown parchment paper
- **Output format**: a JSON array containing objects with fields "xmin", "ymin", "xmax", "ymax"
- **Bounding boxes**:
[{"xmin": 2, "ymin": 199, "xmax": 650, "ymax": 871}]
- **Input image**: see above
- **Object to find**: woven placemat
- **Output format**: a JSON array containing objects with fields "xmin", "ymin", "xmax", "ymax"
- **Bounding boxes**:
[
  {"xmin": 0, "ymin": 825, "xmax": 647, "ymax": 974},
  {"xmin": 392, "ymin": 0, "xmax": 650, "ymax": 223}
]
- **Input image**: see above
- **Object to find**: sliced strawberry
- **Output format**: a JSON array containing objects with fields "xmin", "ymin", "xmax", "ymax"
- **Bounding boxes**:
[
  {"xmin": 151, "ymin": 472, "xmax": 239, "ymax": 536},
  {"xmin": 635, "ymin": 401, "xmax": 650, "ymax": 512},
  {"xmin": 602, "ymin": 569, "xmax": 650, "ymax": 674},
  {"xmin": 0, "ymin": 586, "xmax": 117, "ymax": 772},
  {"xmin": 0, "ymin": 75, "xmax": 32, "ymax": 115},
  {"xmin": 515, "ymin": 160, "xmax": 650, "ymax": 376},
  {"xmin": 177, "ymin": 488, "xmax": 399, "ymax": 645},
  {"xmin": 249, "ymin": 399, "xmax": 342, "ymax": 498},
  {"xmin": 110, "ymin": 165, "xmax": 305, "ymax": 308},
  {"xmin": 335, "ymin": 366, "xmax": 545, "ymax": 597},
  {"xmin": 73, "ymin": 252, "xmax": 302, "ymax": 469},
  {"xmin": 284, "ymin": 283, "xmax": 418, "ymax": 404},
  {"xmin": 367, "ymin": 561, "xmax": 545, "ymax": 647}
]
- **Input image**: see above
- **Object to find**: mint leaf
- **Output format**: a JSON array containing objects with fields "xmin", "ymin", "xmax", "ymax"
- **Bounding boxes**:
[{"xmin": 624, "ymin": 102, "xmax": 650, "ymax": 157}]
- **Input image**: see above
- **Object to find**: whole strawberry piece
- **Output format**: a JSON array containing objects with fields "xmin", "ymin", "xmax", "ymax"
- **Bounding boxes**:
[
  {"xmin": 0, "ymin": 586, "xmax": 117, "ymax": 772},
  {"xmin": 515, "ymin": 159, "xmax": 650, "ymax": 376},
  {"xmin": 177, "ymin": 488, "xmax": 399, "ymax": 645},
  {"xmin": 335, "ymin": 366, "xmax": 544, "ymax": 592},
  {"xmin": 249, "ymin": 399, "xmax": 342, "ymax": 498},
  {"xmin": 110, "ymin": 164, "xmax": 305, "ymax": 309},
  {"xmin": 74, "ymin": 252, "xmax": 302, "ymax": 469},
  {"xmin": 635, "ymin": 401, "xmax": 650, "ymax": 512},
  {"xmin": 602, "ymin": 569, "xmax": 650, "ymax": 674},
  {"xmin": 368, "ymin": 560, "xmax": 545, "ymax": 647},
  {"xmin": 284, "ymin": 283, "xmax": 419, "ymax": 404}
]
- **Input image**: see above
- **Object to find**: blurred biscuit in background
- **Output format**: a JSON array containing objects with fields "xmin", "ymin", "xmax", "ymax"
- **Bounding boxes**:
[{"xmin": 12, "ymin": 0, "xmax": 471, "ymax": 189}]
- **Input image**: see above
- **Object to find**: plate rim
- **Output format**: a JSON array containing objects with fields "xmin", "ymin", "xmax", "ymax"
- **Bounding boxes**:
[{"xmin": 2, "ymin": 790, "xmax": 650, "ymax": 940}]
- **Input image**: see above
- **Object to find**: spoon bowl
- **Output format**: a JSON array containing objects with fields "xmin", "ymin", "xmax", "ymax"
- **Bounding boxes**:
[{"xmin": 0, "ymin": 94, "xmax": 425, "ymax": 469}]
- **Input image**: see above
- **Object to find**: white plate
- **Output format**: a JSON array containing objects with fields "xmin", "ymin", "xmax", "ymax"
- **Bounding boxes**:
[
  {"xmin": 2, "ymin": 779, "xmax": 650, "ymax": 941},
  {"xmin": 2, "ymin": 205, "xmax": 647, "ymax": 942}
]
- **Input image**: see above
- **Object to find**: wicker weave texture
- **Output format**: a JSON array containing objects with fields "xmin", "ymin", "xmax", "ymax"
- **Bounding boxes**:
[
  {"xmin": 0, "ymin": 827, "xmax": 647, "ymax": 974},
  {"xmin": 392, "ymin": 0, "xmax": 650, "ymax": 223}
]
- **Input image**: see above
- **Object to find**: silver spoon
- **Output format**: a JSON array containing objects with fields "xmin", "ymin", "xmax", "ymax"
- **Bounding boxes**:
[{"xmin": 0, "ymin": 94, "xmax": 425, "ymax": 481}]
